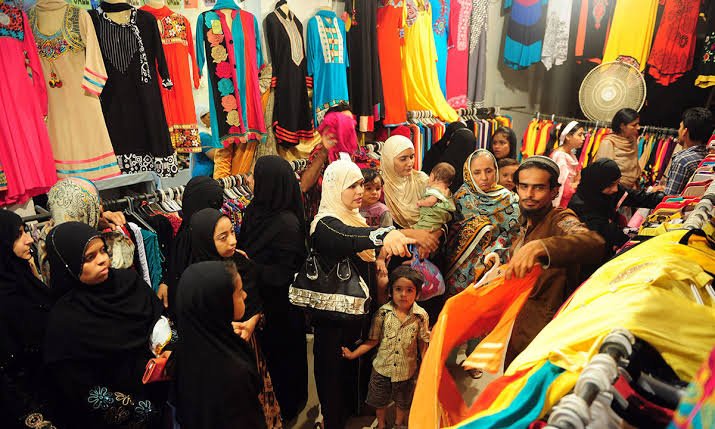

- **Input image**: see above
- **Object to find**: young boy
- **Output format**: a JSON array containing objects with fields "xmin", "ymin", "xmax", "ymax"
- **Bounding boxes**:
[
  {"xmin": 664, "ymin": 107, "xmax": 714, "ymax": 195},
  {"xmin": 497, "ymin": 158, "xmax": 519, "ymax": 192},
  {"xmin": 342, "ymin": 266, "xmax": 430, "ymax": 429},
  {"xmin": 360, "ymin": 168, "xmax": 393, "ymax": 227},
  {"xmin": 414, "ymin": 162, "xmax": 456, "ymax": 231}
]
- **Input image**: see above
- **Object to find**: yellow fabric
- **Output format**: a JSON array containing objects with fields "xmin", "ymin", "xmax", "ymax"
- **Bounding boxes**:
[
  {"xmin": 508, "ymin": 230, "xmax": 715, "ymax": 381},
  {"xmin": 309, "ymin": 159, "xmax": 375, "ymax": 262},
  {"xmin": 277, "ymin": 131, "xmax": 321, "ymax": 161},
  {"xmin": 212, "ymin": 141, "xmax": 258, "ymax": 178},
  {"xmin": 401, "ymin": 0, "xmax": 458, "ymax": 122},
  {"xmin": 695, "ymin": 74, "xmax": 715, "ymax": 89},
  {"xmin": 381, "ymin": 135, "xmax": 429, "ymax": 228},
  {"xmin": 542, "ymin": 371, "xmax": 579, "ymax": 416},
  {"xmin": 602, "ymin": 0, "xmax": 658, "ymax": 71}
]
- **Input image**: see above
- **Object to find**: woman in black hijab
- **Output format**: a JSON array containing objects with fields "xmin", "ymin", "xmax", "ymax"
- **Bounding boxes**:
[
  {"xmin": 238, "ymin": 155, "xmax": 309, "ymax": 422},
  {"xmin": 568, "ymin": 158, "xmax": 664, "ymax": 262},
  {"xmin": 162, "ymin": 175, "xmax": 224, "ymax": 312},
  {"xmin": 189, "ymin": 208, "xmax": 282, "ymax": 428},
  {"xmin": 0, "ymin": 210, "xmax": 57, "ymax": 428},
  {"xmin": 422, "ymin": 122, "xmax": 476, "ymax": 192},
  {"xmin": 175, "ymin": 261, "xmax": 265, "ymax": 429},
  {"xmin": 43, "ymin": 222, "xmax": 166, "ymax": 429}
]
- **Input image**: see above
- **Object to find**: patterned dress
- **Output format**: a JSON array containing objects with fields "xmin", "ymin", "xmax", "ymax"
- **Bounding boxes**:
[
  {"xmin": 306, "ymin": 9, "xmax": 349, "ymax": 125},
  {"xmin": 29, "ymin": 2, "xmax": 121, "ymax": 181}
]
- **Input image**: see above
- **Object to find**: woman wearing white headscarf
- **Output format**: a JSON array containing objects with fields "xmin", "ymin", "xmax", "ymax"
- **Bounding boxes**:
[
  {"xmin": 310, "ymin": 159, "xmax": 417, "ymax": 429},
  {"xmin": 380, "ymin": 135, "xmax": 430, "ymax": 229}
]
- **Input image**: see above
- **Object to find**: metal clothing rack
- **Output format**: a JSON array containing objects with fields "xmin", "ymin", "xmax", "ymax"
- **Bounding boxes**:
[{"xmin": 500, "ymin": 108, "xmax": 680, "ymax": 136}]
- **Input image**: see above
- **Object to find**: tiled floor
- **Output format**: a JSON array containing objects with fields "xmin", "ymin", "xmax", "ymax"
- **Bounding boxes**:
[{"xmin": 290, "ymin": 336, "xmax": 500, "ymax": 429}]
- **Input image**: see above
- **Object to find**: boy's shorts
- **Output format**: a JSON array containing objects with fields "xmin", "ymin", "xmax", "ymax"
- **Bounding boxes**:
[{"xmin": 365, "ymin": 369, "xmax": 416, "ymax": 410}]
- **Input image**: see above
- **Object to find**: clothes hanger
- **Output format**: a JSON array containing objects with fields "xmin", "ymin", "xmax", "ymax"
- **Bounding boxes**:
[{"xmin": 473, "ymin": 252, "xmax": 501, "ymax": 289}]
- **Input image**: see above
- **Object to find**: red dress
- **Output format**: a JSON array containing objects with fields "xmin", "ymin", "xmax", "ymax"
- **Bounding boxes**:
[
  {"xmin": 377, "ymin": 0, "xmax": 407, "ymax": 125},
  {"xmin": 141, "ymin": 5, "xmax": 201, "ymax": 152},
  {"xmin": 647, "ymin": 0, "xmax": 701, "ymax": 86}
]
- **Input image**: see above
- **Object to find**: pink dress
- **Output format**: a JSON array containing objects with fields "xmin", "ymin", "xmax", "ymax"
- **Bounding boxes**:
[
  {"xmin": 446, "ymin": 0, "xmax": 471, "ymax": 109},
  {"xmin": 550, "ymin": 150, "xmax": 581, "ymax": 208},
  {"xmin": 0, "ymin": 3, "xmax": 57, "ymax": 206}
]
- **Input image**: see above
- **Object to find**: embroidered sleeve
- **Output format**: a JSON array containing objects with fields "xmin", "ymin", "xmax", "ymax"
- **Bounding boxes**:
[
  {"xmin": 150, "ymin": 15, "xmax": 172, "ymax": 85},
  {"xmin": 369, "ymin": 227, "xmax": 395, "ymax": 246},
  {"xmin": 79, "ymin": 10, "xmax": 108, "ymax": 97}
]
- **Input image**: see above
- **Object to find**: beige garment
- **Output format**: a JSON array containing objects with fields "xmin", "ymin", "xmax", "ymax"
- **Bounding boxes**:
[
  {"xmin": 595, "ymin": 133, "xmax": 640, "ymax": 189},
  {"xmin": 252, "ymin": 64, "xmax": 278, "ymax": 170},
  {"xmin": 29, "ymin": 0, "xmax": 120, "ymax": 181},
  {"xmin": 381, "ymin": 135, "xmax": 429, "ymax": 228},
  {"xmin": 310, "ymin": 159, "xmax": 375, "ymax": 262},
  {"xmin": 277, "ymin": 132, "xmax": 321, "ymax": 161}
]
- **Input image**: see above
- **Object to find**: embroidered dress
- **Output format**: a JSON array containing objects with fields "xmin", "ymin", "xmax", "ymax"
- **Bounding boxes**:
[
  {"xmin": 574, "ymin": 0, "xmax": 615, "ymax": 63},
  {"xmin": 346, "ymin": 0, "xmax": 382, "ymax": 129},
  {"xmin": 402, "ymin": 0, "xmax": 457, "ymax": 122},
  {"xmin": 647, "ymin": 0, "xmax": 701, "ymax": 86},
  {"xmin": 141, "ymin": 5, "xmax": 201, "ymax": 152},
  {"xmin": 467, "ymin": 0, "xmax": 486, "ymax": 107},
  {"xmin": 429, "ymin": 0, "xmax": 448, "ymax": 96},
  {"xmin": 540, "ymin": 0, "xmax": 571, "ymax": 70},
  {"xmin": 376, "ymin": 0, "xmax": 407, "ymax": 125},
  {"xmin": 695, "ymin": 0, "xmax": 715, "ymax": 88},
  {"xmin": 264, "ymin": 5, "xmax": 313, "ymax": 146},
  {"xmin": 88, "ymin": 2, "xmax": 178, "ymax": 177},
  {"xmin": 602, "ymin": 0, "xmax": 658, "ymax": 71},
  {"xmin": 306, "ymin": 9, "xmax": 349, "ymax": 125},
  {"xmin": 503, "ymin": 0, "xmax": 547, "ymax": 70},
  {"xmin": 0, "ymin": 3, "xmax": 58, "ymax": 206},
  {"xmin": 29, "ymin": 1, "xmax": 120, "ymax": 182},
  {"xmin": 446, "ymin": 0, "xmax": 471, "ymax": 109}
]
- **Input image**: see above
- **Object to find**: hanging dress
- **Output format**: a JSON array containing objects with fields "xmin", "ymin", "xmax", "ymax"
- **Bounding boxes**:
[
  {"xmin": 573, "ymin": 0, "xmax": 616, "ymax": 63},
  {"xmin": 306, "ymin": 9, "xmax": 350, "ymax": 125},
  {"xmin": 29, "ymin": 1, "xmax": 121, "ymax": 182},
  {"xmin": 695, "ymin": 0, "xmax": 715, "ymax": 88},
  {"xmin": 346, "ymin": 0, "xmax": 382, "ymax": 130},
  {"xmin": 140, "ymin": 5, "xmax": 201, "ymax": 153},
  {"xmin": 401, "ymin": 0, "xmax": 458, "ymax": 122},
  {"xmin": 503, "ymin": 0, "xmax": 547, "ymax": 70},
  {"xmin": 467, "ymin": 0, "xmax": 486, "ymax": 107},
  {"xmin": 88, "ymin": 3, "xmax": 178, "ymax": 177},
  {"xmin": 376, "ymin": 0, "xmax": 407, "ymax": 125},
  {"xmin": 647, "ymin": 0, "xmax": 701, "ymax": 86},
  {"xmin": 0, "ymin": 2, "xmax": 58, "ymax": 206},
  {"xmin": 602, "ymin": 0, "xmax": 658, "ymax": 71},
  {"xmin": 445, "ymin": 0, "xmax": 471, "ymax": 109},
  {"xmin": 264, "ymin": 5, "xmax": 313, "ymax": 146},
  {"xmin": 429, "ymin": 0, "xmax": 448, "ymax": 96},
  {"xmin": 540, "ymin": 0, "xmax": 572, "ymax": 70}
]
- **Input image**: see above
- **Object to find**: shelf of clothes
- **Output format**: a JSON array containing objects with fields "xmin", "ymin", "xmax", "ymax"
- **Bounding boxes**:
[{"xmin": 408, "ymin": 155, "xmax": 715, "ymax": 428}]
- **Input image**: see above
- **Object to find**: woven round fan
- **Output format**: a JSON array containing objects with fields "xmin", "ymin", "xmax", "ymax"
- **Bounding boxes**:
[{"xmin": 578, "ymin": 61, "xmax": 646, "ymax": 122}]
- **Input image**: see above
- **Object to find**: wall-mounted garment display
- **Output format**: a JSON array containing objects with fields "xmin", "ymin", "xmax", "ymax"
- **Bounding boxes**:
[
  {"xmin": 306, "ymin": 9, "xmax": 349, "ymax": 125},
  {"xmin": 346, "ymin": 0, "xmax": 382, "ymax": 131},
  {"xmin": 29, "ymin": 0, "xmax": 121, "ymax": 182},
  {"xmin": 573, "ymin": 0, "xmax": 616, "ymax": 63},
  {"xmin": 602, "ymin": 0, "xmax": 658, "ymax": 71},
  {"xmin": 429, "ymin": 0, "xmax": 448, "ymax": 96},
  {"xmin": 0, "ymin": 2, "xmax": 58, "ymax": 206},
  {"xmin": 88, "ymin": 2, "xmax": 178, "ymax": 177},
  {"xmin": 141, "ymin": 5, "xmax": 201, "ymax": 153},
  {"xmin": 264, "ymin": 5, "xmax": 313, "ymax": 146},
  {"xmin": 647, "ymin": 0, "xmax": 701, "ymax": 86},
  {"xmin": 402, "ymin": 0, "xmax": 458, "ymax": 122},
  {"xmin": 503, "ymin": 0, "xmax": 547, "ymax": 70},
  {"xmin": 540, "ymin": 0, "xmax": 571, "ymax": 70},
  {"xmin": 445, "ymin": 0, "xmax": 470, "ymax": 109},
  {"xmin": 695, "ymin": 0, "xmax": 715, "ymax": 88},
  {"xmin": 196, "ymin": 2, "xmax": 266, "ymax": 148},
  {"xmin": 376, "ymin": 0, "xmax": 407, "ymax": 126},
  {"xmin": 467, "ymin": 0, "xmax": 486, "ymax": 107}
]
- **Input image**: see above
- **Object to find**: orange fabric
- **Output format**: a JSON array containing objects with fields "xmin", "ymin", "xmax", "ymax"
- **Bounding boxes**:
[
  {"xmin": 574, "ymin": 1, "xmax": 588, "ymax": 58},
  {"xmin": 212, "ymin": 141, "xmax": 257, "ymax": 178},
  {"xmin": 377, "ymin": 1, "xmax": 408, "ymax": 125},
  {"xmin": 409, "ymin": 266, "xmax": 541, "ymax": 428}
]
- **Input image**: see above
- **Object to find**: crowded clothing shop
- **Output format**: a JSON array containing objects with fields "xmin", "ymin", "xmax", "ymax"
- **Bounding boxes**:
[{"xmin": 1, "ymin": 0, "xmax": 715, "ymax": 428}]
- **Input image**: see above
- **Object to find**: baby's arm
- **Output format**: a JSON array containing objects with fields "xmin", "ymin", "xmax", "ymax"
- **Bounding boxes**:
[
  {"xmin": 376, "ymin": 247, "xmax": 390, "ymax": 276},
  {"xmin": 416, "ymin": 195, "xmax": 439, "ymax": 208},
  {"xmin": 342, "ymin": 339, "xmax": 379, "ymax": 360}
]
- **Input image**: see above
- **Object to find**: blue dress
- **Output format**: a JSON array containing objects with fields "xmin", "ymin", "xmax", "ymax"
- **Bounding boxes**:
[
  {"xmin": 306, "ymin": 10, "xmax": 350, "ymax": 125},
  {"xmin": 191, "ymin": 132, "xmax": 221, "ymax": 177},
  {"xmin": 504, "ymin": 0, "xmax": 547, "ymax": 70},
  {"xmin": 429, "ymin": 0, "xmax": 449, "ymax": 96}
]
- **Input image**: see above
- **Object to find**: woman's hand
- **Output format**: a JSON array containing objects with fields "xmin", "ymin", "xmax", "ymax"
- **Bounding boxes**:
[
  {"xmin": 401, "ymin": 229, "xmax": 441, "ymax": 257},
  {"xmin": 231, "ymin": 314, "xmax": 261, "ymax": 341},
  {"xmin": 382, "ymin": 230, "xmax": 416, "ymax": 258},
  {"xmin": 157, "ymin": 283, "xmax": 169, "ymax": 308},
  {"xmin": 98, "ymin": 210, "xmax": 126, "ymax": 231}
]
